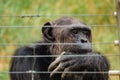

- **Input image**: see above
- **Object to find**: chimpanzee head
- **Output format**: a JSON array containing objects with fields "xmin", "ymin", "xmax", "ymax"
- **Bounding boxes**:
[{"xmin": 42, "ymin": 17, "xmax": 92, "ymax": 54}]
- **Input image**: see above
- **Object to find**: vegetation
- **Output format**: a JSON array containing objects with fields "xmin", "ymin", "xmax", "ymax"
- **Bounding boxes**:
[{"xmin": 0, "ymin": 0, "xmax": 119, "ymax": 80}]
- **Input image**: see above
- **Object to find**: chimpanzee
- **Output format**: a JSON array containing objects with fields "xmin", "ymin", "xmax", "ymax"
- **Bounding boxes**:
[{"xmin": 10, "ymin": 17, "xmax": 110, "ymax": 80}]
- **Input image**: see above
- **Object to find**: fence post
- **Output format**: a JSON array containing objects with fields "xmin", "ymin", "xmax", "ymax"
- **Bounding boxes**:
[
  {"xmin": 116, "ymin": 0, "xmax": 120, "ymax": 79},
  {"xmin": 116, "ymin": 0, "xmax": 120, "ymax": 58},
  {"xmin": 116, "ymin": 1, "xmax": 120, "ymax": 44},
  {"xmin": 117, "ymin": 1, "xmax": 120, "ymax": 31}
]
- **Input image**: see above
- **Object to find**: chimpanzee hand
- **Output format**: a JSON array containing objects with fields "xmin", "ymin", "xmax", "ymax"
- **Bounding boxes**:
[
  {"xmin": 48, "ymin": 52, "xmax": 78, "ymax": 80},
  {"xmin": 48, "ymin": 52, "xmax": 109, "ymax": 80},
  {"xmin": 48, "ymin": 52, "xmax": 89, "ymax": 80}
]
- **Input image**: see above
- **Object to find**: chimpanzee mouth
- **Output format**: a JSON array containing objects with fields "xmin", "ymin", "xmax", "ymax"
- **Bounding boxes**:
[
  {"xmin": 69, "ymin": 48, "xmax": 92, "ymax": 54},
  {"xmin": 66, "ymin": 43, "xmax": 92, "ymax": 53},
  {"xmin": 65, "ymin": 46, "xmax": 92, "ymax": 54}
]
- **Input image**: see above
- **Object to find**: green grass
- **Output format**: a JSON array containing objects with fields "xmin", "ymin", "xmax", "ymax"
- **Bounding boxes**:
[
  {"xmin": 0, "ymin": 73, "xmax": 9, "ymax": 80},
  {"xmin": 0, "ymin": 0, "xmax": 119, "ymax": 80}
]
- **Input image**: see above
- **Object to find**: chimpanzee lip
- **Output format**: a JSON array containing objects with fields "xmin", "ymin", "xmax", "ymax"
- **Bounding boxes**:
[{"xmin": 68, "ymin": 48, "xmax": 92, "ymax": 54}]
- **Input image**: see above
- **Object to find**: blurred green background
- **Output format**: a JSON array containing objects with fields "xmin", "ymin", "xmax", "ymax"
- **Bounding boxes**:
[{"xmin": 0, "ymin": 0, "xmax": 119, "ymax": 80}]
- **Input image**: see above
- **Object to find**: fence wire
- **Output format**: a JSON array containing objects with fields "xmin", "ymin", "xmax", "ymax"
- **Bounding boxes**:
[
  {"xmin": 0, "ymin": 13, "xmax": 116, "ymax": 18},
  {"xmin": 0, "ymin": 42, "xmax": 117, "ymax": 45},
  {"xmin": 0, "ymin": 24, "xmax": 117, "ymax": 28},
  {"xmin": 0, "ymin": 54, "xmax": 120, "ymax": 58}
]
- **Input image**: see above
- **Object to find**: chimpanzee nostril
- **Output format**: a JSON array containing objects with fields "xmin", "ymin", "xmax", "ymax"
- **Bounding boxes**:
[{"xmin": 81, "ymin": 39, "xmax": 88, "ymax": 43}]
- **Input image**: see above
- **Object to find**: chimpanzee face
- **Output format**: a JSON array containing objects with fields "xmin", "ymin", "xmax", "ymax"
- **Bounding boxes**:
[{"xmin": 42, "ymin": 17, "xmax": 92, "ymax": 54}]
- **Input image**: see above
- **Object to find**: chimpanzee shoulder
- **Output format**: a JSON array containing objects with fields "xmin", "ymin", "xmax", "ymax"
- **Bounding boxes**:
[{"xmin": 14, "ymin": 42, "xmax": 51, "ymax": 56}]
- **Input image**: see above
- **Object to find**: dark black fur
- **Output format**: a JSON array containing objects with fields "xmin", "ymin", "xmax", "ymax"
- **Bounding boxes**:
[{"xmin": 10, "ymin": 17, "xmax": 109, "ymax": 80}]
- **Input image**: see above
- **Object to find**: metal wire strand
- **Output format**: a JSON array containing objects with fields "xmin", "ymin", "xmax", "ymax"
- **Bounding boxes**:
[
  {"xmin": 0, "ymin": 14, "xmax": 115, "ymax": 18},
  {"xmin": 0, "ymin": 71, "xmax": 111, "ymax": 74},
  {"xmin": 0, "ymin": 42, "xmax": 116, "ymax": 46},
  {"xmin": 0, "ymin": 54, "xmax": 120, "ymax": 58},
  {"xmin": 0, "ymin": 24, "xmax": 117, "ymax": 28}
]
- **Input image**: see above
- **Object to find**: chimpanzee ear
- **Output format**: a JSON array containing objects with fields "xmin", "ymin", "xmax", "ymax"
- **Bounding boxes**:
[{"xmin": 42, "ymin": 22, "xmax": 55, "ymax": 42}]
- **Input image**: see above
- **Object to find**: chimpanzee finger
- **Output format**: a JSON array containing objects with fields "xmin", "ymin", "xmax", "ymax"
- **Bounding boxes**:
[
  {"xmin": 50, "ymin": 61, "xmax": 71, "ymax": 78},
  {"xmin": 61, "ymin": 63, "xmax": 79, "ymax": 80},
  {"xmin": 48, "ymin": 52, "xmax": 71, "ymax": 71},
  {"xmin": 48, "ymin": 56, "xmax": 61, "ymax": 71},
  {"xmin": 60, "ymin": 52, "xmax": 75, "ymax": 62},
  {"xmin": 50, "ymin": 63, "xmax": 63, "ymax": 78},
  {"xmin": 61, "ymin": 68, "xmax": 71, "ymax": 80}
]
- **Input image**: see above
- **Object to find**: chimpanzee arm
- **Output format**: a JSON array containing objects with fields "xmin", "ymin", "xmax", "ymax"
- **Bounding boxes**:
[
  {"xmin": 10, "ymin": 47, "xmax": 34, "ymax": 80},
  {"xmin": 10, "ymin": 45, "xmax": 51, "ymax": 80},
  {"xmin": 48, "ymin": 52, "xmax": 110, "ymax": 80}
]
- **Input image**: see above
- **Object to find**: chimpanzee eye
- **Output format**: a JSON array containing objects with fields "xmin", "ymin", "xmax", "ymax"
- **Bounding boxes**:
[
  {"xmin": 83, "ymin": 30, "xmax": 89, "ymax": 35},
  {"xmin": 72, "ymin": 29, "xmax": 79, "ymax": 34}
]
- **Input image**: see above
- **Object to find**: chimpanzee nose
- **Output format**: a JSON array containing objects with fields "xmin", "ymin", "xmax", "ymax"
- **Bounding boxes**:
[{"xmin": 81, "ymin": 38, "xmax": 88, "ymax": 43}]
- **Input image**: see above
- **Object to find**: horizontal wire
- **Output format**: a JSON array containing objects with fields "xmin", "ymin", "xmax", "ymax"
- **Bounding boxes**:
[
  {"xmin": 0, "ymin": 24, "xmax": 117, "ymax": 28},
  {"xmin": 0, "ymin": 42, "xmax": 115, "ymax": 46},
  {"xmin": 1, "ymin": 71, "xmax": 120, "ymax": 75},
  {"xmin": 0, "ymin": 54, "xmax": 119, "ymax": 58},
  {"xmin": 0, "ymin": 14, "xmax": 115, "ymax": 18},
  {"xmin": 0, "ymin": 71, "xmax": 111, "ymax": 74}
]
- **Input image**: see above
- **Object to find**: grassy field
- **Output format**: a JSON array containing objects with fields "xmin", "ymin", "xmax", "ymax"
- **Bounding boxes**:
[{"xmin": 0, "ymin": 0, "xmax": 119, "ymax": 80}]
